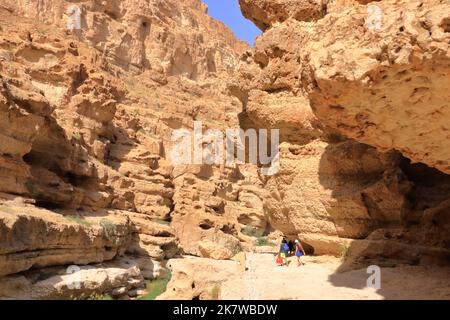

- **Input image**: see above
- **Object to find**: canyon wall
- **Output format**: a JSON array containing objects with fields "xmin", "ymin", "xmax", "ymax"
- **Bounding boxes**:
[
  {"xmin": 0, "ymin": 0, "xmax": 263, "ymax": 299},
  {"xmin": 233, "ymin": 0, "xmax": 450, "ymax": 268}
]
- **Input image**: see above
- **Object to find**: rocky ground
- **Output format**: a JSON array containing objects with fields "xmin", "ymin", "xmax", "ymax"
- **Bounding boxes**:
[{"xmin": 162, "ymin": 252, "xmax": 450, "ymax": 300}]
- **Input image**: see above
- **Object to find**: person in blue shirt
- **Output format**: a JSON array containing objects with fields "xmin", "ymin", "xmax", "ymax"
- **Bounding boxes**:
[{"xmin": 278, "ymin": 238, "xmax": 289, "ymax": 266}]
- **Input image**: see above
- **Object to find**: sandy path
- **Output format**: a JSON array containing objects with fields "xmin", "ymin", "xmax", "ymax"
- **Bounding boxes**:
[{"xmin": 219, "ymin": 253, "xmax": 450, "ymax": 300}]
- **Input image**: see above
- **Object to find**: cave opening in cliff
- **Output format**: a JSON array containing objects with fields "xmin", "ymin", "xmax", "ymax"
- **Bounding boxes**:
[
  {"xmin": 34, "ymin": 200, "xmax": 64, "ymax": 210},
  {"xmin": 440, "ymin": 17, "xmax": 450, "ymax": 33},
  {"xmin": 199, "ymin": 219, "xmax": 214, "ymax": 230},
  {"xmin": 22, "ymin": 150, "xmax": 42, "ymax": 167},
  {"xmin": 23, "ymin": 143, "xmax": 90, "ymax": 187},
  {"xmin": 63, "ymin": 172, "xmax": 90, "ymax": 188},
  {"xmin": 399, "ymin": 156, "xmax": 450, "ymax": 212}
]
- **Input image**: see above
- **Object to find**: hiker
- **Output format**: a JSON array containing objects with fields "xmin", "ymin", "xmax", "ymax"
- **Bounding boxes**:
[
  {"xmin": 278, "ymin": 238, "xmax": 289, "ymax": 266},
  {"xmin": 288, "ymin": 240, "xmax": 295, "ymax": 256},
  {"xmin": 295, "ymin": 239, "xmax": 306, "ymax": 266}
]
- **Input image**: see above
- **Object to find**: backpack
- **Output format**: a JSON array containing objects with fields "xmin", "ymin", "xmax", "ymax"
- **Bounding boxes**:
[
  {"xmin": 283, "ymin": 243, "xmax": 289, "ymax": 252},
  {"xmin": 276, "ymin": 255, "xmax": 283, "ymax": 265}
]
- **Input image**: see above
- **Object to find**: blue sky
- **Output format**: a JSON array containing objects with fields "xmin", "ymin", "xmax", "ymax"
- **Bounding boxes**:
[{"xmin": 201, "ymin": 0, "xmax": 261, "ymax": 46}]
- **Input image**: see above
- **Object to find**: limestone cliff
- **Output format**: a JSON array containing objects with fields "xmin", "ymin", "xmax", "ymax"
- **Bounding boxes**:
[
  {"xmin": 234, "ymin": 0, "xmax": 450, "ymax": 269},
  {"xmin": 0, "ymin": 0, "xmax": 255, "ymax": 299}
]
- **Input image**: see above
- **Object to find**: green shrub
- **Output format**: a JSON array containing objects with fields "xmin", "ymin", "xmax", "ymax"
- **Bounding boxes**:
[
  {"xmin": 151, "ymin": 218, "xmax": 170, "ymax": 226},
  {"xmin": 36, "ymin": 27, "xmax": 47, "ymax": 35},
  {"xmin": 100, "ymin": 219, "xmax": 117, "ymax": 240},
  {"xmin": 211, "ymin": 284, "xmax": 220, "ymax": 300},
  {"xmin": 138, "ymin": 271, "xmax": 172, "ymax": 300},
  {"xmin": 65, "ymin": 215, "xmax": 92, "ymax": 227},
  {"xmin": 226, "ymin": 242, "xmax": 242, "ymax": 256},
  {"xmin": 88, "ymin": 293, "xmax": 113, "ymax": 300},
  {"xmin": 240, "ymin": 179, "xmax": 254, "ymax": 186},
  {"xmin": 338, "ymin": 242, "xmax": 349, "ymax": 258},
  {"xmin": 255, "ymin": 237, "xmax": 269, "ymax": 246},
  {"xmin": 25, "ymin": 180, "xmax": 38, "ymax": 197},
  {"xmin": 241, "ymin": 226, "xmax": 264, "ymax": 238},
  {"xmin": 71, "ymin": 293, "xmax": 113, "ymax": 300},
  {"xmin": 73, "ymin": 132, "xmax": 82, "ymax": 140}
]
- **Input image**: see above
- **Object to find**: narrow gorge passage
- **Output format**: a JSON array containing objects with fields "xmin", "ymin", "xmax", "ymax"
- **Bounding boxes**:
[{"xmin": 161, "ymin": 253, "xmax": 450, "ymax": 300}]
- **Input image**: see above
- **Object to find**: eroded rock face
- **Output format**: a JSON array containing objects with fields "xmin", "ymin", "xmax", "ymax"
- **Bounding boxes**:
[
  {"xmin": 308, "ymin": 0, "xmax": 450, "ymax": 175},
  {"xmin": 9, "ymin": 0, "xmax": 247, "ymax": 78},
  {"xmin": 234, "ymin": 0, "xmax": 450, "ymax": 264},
  {"xmin": 239, "ymin": 0, "xmax": 450, "ymax": 174},
  {"xmin": 0, "ymin": 0, "xmax": 264, "ymax": 297},
  {"xmin": 0, "ymin": 202, "xmax": 132, "ymax": 276},
  {"xmin": 158, "ymin": 256, "xmax": 240, "ymax": 300},
  {"xmin": 239, "ymin": 0, "xmax": 326, "ymax": 31},
  {"xmin": 238, "ymin": 0, "xmax": 380, "ymax": 31},
  {"xmin": 170, "ymin": 163, "xmax": 264, "ymax": 259},
  {"xmin": 0, "ymin": 0, "xmax": 256, "ymax": 298},
  {"xmin": 261, "ymin": 140, "xmax": 411, "ymax": 241},
  {"xmin": 0, "ymin": 258, "xmax": 145, "ymax": 299}
]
